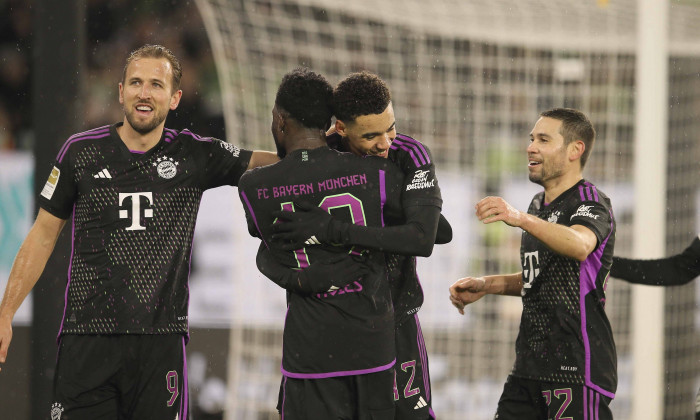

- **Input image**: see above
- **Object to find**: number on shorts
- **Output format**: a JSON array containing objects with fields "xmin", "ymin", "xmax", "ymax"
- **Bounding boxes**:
[
  {"xmin": 166, "ymin": 371, "xmax": 179, "ymax": 407},
  {"xmin": 543, "ymin": 388, "xmax": 573, "ymax": 420},
  {"xmin": 401, "ymin": 360, "xmax": 420, "ymax": 398}
]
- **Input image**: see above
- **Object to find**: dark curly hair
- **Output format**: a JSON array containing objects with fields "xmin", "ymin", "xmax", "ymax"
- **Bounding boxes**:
[
  {"xmin": 333, "ymin": 71, "xmax": 391, "ymax": 122},
  {"xmin": 275, "ymin": 68, "xmax": 334, "ymax": 130},
  {"xmin": 540, "ymin": 108, "xmax": 596, "ymax": 168}
]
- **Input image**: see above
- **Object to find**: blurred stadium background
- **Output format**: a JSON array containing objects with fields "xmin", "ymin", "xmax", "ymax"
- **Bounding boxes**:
[{"xmin": 0, "ymin": 0, "xmax": 698, "ymax": 419}]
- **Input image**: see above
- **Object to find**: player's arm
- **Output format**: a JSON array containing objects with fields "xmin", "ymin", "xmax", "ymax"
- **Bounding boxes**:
[
  {"xmin": 256, "ymin": 243, "xmax": 369, "ymax": 294},
  {"xmin": 476, "ymin": 196, "xmax": 597, "ymax": 262},
  {"xmin": 611, "ymin": 235, "xmax": 700, "ymax": 286},
  {"xmin": 271, "ymin": 201, "xmax": 441, "ymax": 257},
  {"xmin": 449, "ymin": 272, "xmax": 523, "ymax": 314},
  {"xmin": 247, "ymin": 151, "xmax": 280, "ymax": 170},
  {"xmin": 0, "ymin": 209, "xmax": 66, "ymax": 371},
  {"xmin": 435, "ymin": 213, "xmax": 453, "ymax": 245}
]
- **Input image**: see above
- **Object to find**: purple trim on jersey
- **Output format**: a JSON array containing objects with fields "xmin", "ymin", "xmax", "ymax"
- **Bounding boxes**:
[
  {"xmin": 240, "ymin": 191, "xmax": 269, "ymax": 248},
  {"xmin": 579, "ymin": 183, "xmax": 600, "ymax": 202},
  {"xmin": 392, "ymin": 134, "xmax": 431, "ymax": 167},
  {"xmin": 584, "ymin": 182, "xmax": 600, "ymax": 202},
  {"xmin": 414, "ymin": 314, "xmax": 431, "ymax": 402},
  {"xmin": 164, "ymin": 128, "xmax": 177, "ymax": 143},
  {"xmin": 184, "ymin": 234, "xmax": 196, "ymax": 344},
  {"xmin": 56, "ymin": 127, "xmax": 111, "ymax": 163},
  {"xmin": 579, "ymin": 223, "xmax": 615, "ymax": 399},
  {"xmin": 56, "ymin": 125, "xmax": 109, "ymax": 159},
  {"xmin": 281, "ymin": 358, "xmax": 396, "ymax": 379},
  {"xmin": 180, "ymin": 129, "xmax": 213, "ymax": 142},
  {"xmin": 429, "ymin": 407, "xmax": 437, "ymax": 419},
  {"xmin": 130, "ymin": 150, "xmax": 146, "ymax": 154},
  {"xmin": 391, "ymin": 137, "xmax": 429, "ymax": 167},
  {"xmin": 57, "ymin": 206, "xmax": 77, "ymax": 341},
  {"xmin": 180, "ymin": 337, "xmax": 189, "ymax": 419},
  {"xmin": 379, "ymin": 169, "xmax": 387, "ymax": 227}
]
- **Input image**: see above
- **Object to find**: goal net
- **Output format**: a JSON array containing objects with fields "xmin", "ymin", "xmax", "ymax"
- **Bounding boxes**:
[{"xmin": 193, "ymin": 0, "xmax": 700, "ymax": 418}]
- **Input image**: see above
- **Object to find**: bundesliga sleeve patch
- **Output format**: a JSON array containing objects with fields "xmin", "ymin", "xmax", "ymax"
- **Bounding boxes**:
[{"xmin": 40, "ymin": 166, "xmax": 60, "ymax": 200}]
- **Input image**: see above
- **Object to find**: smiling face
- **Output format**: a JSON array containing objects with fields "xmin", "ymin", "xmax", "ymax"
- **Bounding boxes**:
[
  {"xmin": 336, "ymin": 102, "xmax": 396, "ymax": 158},
  {"xmin": 527, "ymin": 116, "xmax": 570, "ymax": 186},
  {"xmin": 119, "ymin": 57, "xmax": 181, "ymax": 135}
]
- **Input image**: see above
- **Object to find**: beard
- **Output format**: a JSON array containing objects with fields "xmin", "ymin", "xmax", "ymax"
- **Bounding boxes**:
[{"xmin": 124, "ymin": 105, "xmax": 169, "ymax": 134}]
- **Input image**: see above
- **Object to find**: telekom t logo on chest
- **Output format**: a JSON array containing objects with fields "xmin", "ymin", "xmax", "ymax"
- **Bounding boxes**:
[{"xmin": 118, "ymin": 192, "xmax": 154, "ymax": 230}]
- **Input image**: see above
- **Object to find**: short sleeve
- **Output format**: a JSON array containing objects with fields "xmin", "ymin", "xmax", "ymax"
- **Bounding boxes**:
[
  {"xmin": 568, "ymin": 201, "xmax": 612, "ymax": 246},
  {"xmin": 200, "ymin": 137, "xmax": 253, "ymax": 189},
  {"xmin": 390, "ymin": 134, "xmax": 442, "ymax": 208},
  {"xmin": 37, "ymin": 148, "xmax": 77, "ymax": 220}
]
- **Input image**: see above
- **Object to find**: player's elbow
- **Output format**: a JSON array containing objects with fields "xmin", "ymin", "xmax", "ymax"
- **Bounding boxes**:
[
  {"xmin": 571, "ymin": 245, "xmax": 594, "ymax": 262},
  {"xmin": 412, "ymin": 240, "xmax": 435, "ymax": 257}
]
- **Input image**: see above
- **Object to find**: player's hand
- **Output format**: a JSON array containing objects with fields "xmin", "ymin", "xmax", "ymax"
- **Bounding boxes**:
[
  {"xmin": 297, "ymin": 253, "xmax": 370, "ymax": 294},
  {"xmin": 475, "ymin": 196, "xmax": 523, "ymax": 227},
  {"xmin": 449, "ymin": 277, "xmax": 487, "ymax": 315},
  {"xmin": 0, "ymin": 316, "xmax": 13, "ymax": 373},
  {"xmin": 271, "ymin": 201, "xmax": 334, "ymax": 250}
]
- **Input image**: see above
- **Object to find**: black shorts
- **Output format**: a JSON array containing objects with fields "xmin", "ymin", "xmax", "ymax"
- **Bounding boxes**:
[
  {"xmin": 51, "ymin": 334, "xmax": 189, "ymax": 420},
  {"xmin": 495, "ymin": 375, "xmax": 613, "ymax": 420},
  {"xmin": 278, "ymin": 369, "xmax": 395, "ymax": 420},
  {"xmin": 394, "ymin": 314, "xmax": 435, "ymax": 419}
]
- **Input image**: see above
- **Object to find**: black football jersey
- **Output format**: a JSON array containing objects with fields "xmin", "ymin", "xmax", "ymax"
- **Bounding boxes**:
[
  {"xmin": 513, "ymin": 179, "xmax": 617, "ymax": 397},
  {"xmin": 327, "ymin": 133, "xmax": 443, "ymax": 325},
  {"xmin": 238, "ymin": 146, "xmax": 407, "ymax": 378},
  {"xmin": 38, "ymin": 123, "xmax": 252, "ymax": 336}
]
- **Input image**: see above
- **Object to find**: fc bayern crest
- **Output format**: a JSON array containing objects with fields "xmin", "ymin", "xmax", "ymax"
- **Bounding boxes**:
[
  {"xmin": 153, "ymin": 156, "xmax": 179, "ymax": 179},
  {"xmin": 51, "ymin": 402, "xmax": 64, "ymax": 420}
]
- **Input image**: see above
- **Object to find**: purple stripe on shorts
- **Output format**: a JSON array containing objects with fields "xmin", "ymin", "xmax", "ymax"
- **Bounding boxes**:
[
  {"xmin": 57, "ymin": 131, "xmax": 111, "ymax": 163},
  {"xmin": 281, "ymin": 358, "xmax": 396, "ymax": 379},
  {"xmin": 595, "ymin": 390, "xmax": 600, "ymax": 420},
  {"xmin": 584, "ymin": 387, "xmax": 589, "ymax": 420},
  {"xmin": 281, "ymin": 376, "xmax": 287, "ymax": 420},
  {"xmin": 57, "ymin": 207, "xmax": 76, "ymax": 341},
  {"xmin": 415, "ymin": 314, "xmax": 431, "ymax": 402},
  {"xmin": 180, "ymin": 337, "xmax": 189, "ymax": 419},
  {"xmin": 240, "ymin": 191, "xmax": 268, "ymax": 248}
]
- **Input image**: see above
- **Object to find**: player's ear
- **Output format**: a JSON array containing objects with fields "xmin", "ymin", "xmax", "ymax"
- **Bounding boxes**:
[
  {"xmin": 335, "ymin": 119, "xmax": 347, "ymax": 137},
  {"xmin": 568, "ymin": 140, "xmax": 585, "ymax": 162},
  {"xmin": 118, "ymin": 82, "xmax": 125, "ymax": 105},
  {"xmin": 169, "ymin": 89, "xmax": 183, "ymax": 110}
]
